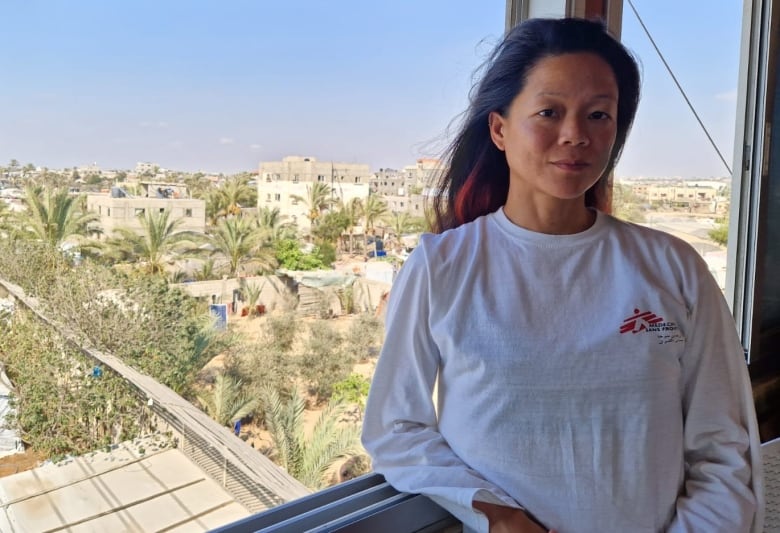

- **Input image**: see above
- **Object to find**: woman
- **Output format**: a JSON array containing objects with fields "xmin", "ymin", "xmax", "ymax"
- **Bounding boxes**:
[{"xmin": 361, "ymin": 18, "xmax": 762, "ymax": 533}]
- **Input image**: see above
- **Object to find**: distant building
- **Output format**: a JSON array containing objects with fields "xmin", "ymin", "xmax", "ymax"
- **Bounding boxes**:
[
  {"xmin": 257, "ymin": 156, "xmax": 371, "ymax": 232},
  {"xmin": 86, "ymin": 181, "xmax": 206, "ymax": 236},
  {"xmin": 630, "ymin": 182, "xmax": 725, "ymax": 213},
  {"xmin": 369, "ymin": 158, "xmax": 441, "ymax": 217}
]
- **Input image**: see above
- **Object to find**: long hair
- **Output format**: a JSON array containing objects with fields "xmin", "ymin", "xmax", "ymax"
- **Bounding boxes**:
[{"xmin": 431, "ymin": 18, "xmax": 641, "ymax": 233}]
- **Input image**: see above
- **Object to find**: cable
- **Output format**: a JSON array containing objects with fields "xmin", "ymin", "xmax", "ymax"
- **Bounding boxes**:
[{"xmin": 626, "ymin": 0, "xmax": 733, "ymax": 175}]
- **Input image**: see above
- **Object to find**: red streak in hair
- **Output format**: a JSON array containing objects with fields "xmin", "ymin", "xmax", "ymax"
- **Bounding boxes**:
[{"xmin": 454, "ymin": 164, "xmax": 493, "ymax": 226}]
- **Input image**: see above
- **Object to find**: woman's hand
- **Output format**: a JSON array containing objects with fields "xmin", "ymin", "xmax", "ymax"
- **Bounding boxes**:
[{"xmin": 472, "ymin": 501, "xmax": 557, "ymax": 533}]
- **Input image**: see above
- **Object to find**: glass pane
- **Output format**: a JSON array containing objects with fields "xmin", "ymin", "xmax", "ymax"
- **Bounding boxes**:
[{"xmin": 615, "ymin": 0, "xmax": 743, "ymax": 294}]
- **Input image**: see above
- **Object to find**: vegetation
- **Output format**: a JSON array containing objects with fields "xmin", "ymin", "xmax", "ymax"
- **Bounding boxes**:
[
  {"xmin": 207, "ymin": 216, "xmax": 276, "ymax": 276},
  {"xmin": 0, "ymin": 310, "xmax": 149, "ymax": 460},
  {"xmin": 612, "ymin": 183, "xmax": 646, "ymax": 223},
  {"xmin": 102, "ymin": 209, "xmax": 202, "ymax": 274},
  {"xmin": 291, "ymin": 182, "xmax": 333, "ymax": 227},
  {"xmin": 709, "ymin": 218, "xmax": 729, "ymax": 246},
  {"xmin": 0, "ymin": 241, "xmax": 232, "ymax": 396},
  {"xmin": 10, "ymin": 186, "xmax": 101, "ymax": 249},
  {"xmin": 275, "ymin": 239, "xmax": 326, "ymax": 270},
  {"xmin": 260, "ymin": 387, "xmax": 361, "ymax": 490},
  {"xmin": 331, "ymin": 373, "xmax": 371, "ymax": 413},
  {"xmin": 298, "ymin": 321, "xmax": 356, "ymax": 401},
  {"xmin": 197, "ymin": 373, "xmax": 259, "ymax": 427}
]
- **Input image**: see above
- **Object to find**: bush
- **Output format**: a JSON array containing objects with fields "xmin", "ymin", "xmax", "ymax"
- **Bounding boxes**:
[
  {"xmin": 297, "ymin": 321, "xmax": 355, "ymax": 402},
  {"xmin": 344, "ymin": 313, "xmax": 384, "ymax": 361},
  {"xmin": 275, "ymin": 239, "xmax": 325, "ymax": 270},
  {"xmin": 709, "ymin": 222, "xmax": 729, "ymax": 246},
  {"xmin": 0, "ymin": 311, "xmax": 149, "ymax": 460},
  {"xmin": 0, "ymin": 242, "xmax": 233, "ymax": 397},
  {"xmin": 331, "ymin": 373, "xmax": 370, "ymax": 410}
]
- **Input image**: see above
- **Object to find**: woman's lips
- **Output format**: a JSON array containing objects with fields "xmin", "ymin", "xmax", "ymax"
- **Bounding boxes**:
[{"xmin": 551, "ymin": 160, "xmax": 589, "ymax": 171}]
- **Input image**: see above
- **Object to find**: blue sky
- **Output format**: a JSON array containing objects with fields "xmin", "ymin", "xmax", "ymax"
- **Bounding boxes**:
[{"xmin": 0, "ymin": 1, "xmax": 742, "ymax": 178}]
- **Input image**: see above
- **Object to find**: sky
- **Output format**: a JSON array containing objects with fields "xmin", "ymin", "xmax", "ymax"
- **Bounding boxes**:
[{"xmin": 0, "ymin": 0, "xmax": 743, "ymax": 179}]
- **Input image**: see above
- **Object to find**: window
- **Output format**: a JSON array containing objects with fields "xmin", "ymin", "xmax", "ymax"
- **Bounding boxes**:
[
  {"xmin": 317, "ymin": 175, "xmax": 325, "ymax": 182},
  {"xmin": 134, "ymin": 208, "xmax": 145, "ymax": 217},
  {"xmin": 293, "ymin": 175, "xmax": 299, "ymax": 183},
  {"xmin": 106, "ymin": 208, "xmax": 110, "ymax": 217},
  {"xmin": 266, "ymin": 193, "xmax": 271, "ymax": 202},
  {"xmin": 274, "ymin": 193, "xmax": 281, "ymax": 201},
  {"xmin": 185, "ymin": 208, "xmax": 193, "ymax": 217},
  {"xmin": 354, "ymin": 177, "xmax": 360, "ymax": 183}
]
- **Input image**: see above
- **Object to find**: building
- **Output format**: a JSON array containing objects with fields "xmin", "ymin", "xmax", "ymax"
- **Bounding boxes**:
[
  {"xmin": 257, "ymin": 156, "xmax": 371, "ymax": 232},
  {"xmin": 628, "ymin": 181, "xmax": 727, "ymax": 213},
  {"xmin": 86, "ymin": 181, "xmax": 206, "ymax": 236}
]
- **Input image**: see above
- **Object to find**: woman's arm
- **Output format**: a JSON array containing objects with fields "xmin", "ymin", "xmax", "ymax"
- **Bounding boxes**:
[
  {"xmin": 667, "ymin": 262, "xmax": 762, "ymax": 533},
  {"xmin": 361, "ymin": 242, "xmax": 525, "ymax": 531}
]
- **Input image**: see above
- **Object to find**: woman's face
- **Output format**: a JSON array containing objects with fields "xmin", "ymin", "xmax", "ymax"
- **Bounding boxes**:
[{"xmin": 489, "ymin": 52, "xmax": 618, "ymax": 209}]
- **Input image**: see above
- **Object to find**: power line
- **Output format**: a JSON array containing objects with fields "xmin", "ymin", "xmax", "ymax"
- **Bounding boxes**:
[{"xmin": 626, "ymin": 0, "xmax": 733, "ymax": 175}]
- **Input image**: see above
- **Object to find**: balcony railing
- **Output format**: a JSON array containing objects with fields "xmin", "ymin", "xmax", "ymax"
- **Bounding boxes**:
[{"xmin": 211, "ymin": 473, "xmax": 461, "ymax": 533}]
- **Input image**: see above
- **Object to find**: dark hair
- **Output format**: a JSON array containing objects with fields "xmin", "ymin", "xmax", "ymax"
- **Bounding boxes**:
[{"xmin": 431, "ymin": 18, "xmax": 641, "ymax": 232}]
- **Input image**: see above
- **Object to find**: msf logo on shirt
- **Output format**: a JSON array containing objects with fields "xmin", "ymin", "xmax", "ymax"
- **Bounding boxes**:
[{"xmin": 620, "ymin": 308, "xmax": 664, "ymax": 334}]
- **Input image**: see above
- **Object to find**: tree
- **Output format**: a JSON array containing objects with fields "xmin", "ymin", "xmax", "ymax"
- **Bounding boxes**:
[
  {"xmin": 362, "ymin": 195, "xmax": 388, "ymax": 249},
  {"xmin": 261, "ymin": 387, "xmax": 362, "ymax": 489},
  {"xmin": 257, "ymin": 206, "xmax": 296, "ymax": 242},
  {"xmin": 205, "ymin": 188, "xmax": 228, "ymax": 226},
  {"xmin": 612, "ymin": 183, "xmax": 646, "ymax": 223},
  {"xmin": 217, "ymin": 175, "xmax": 257, "ymax": 216},
  {"xmin": 12, "ymin": 186, "xmax": 101, "ymax": 249},
  {"xmin": 383, "ymin": 212, "xmax": 416, "ymax": 251},
  {"xmin": 207, "ymin": 216, "xmax": 275, "ymax": 277},
  {"xmin": 292, "ymin": 182, "xmax": 333, "ymax": 227},
  {"xmin": 197, "ymin": 373, "xmax": 259, "ymax": 427},
  {"xmin": 275, "ymin": 239, "xmax": 325, "ymax": 270},
  {"xmin": 103, "ymin": 209, "xmax": 202, "ymax": 274},
  {"xmin": 339, "ymin": 198, "xmax": 363, "ymax": 253}
]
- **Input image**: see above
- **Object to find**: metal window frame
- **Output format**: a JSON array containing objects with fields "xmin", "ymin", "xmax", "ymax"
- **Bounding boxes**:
[{"xmin": 727, "ymin": 0, "xmax": 778, "ymax": 361}]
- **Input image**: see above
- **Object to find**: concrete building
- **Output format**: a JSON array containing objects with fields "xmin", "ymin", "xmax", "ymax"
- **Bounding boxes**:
[
  {"xmin": 257, "ymin": 156, "xmax": 371, "ymax": 233},
  {"xmin": 629, "ymin": 182, "xmax": 725, "ymax": 213},
  {"xmin": 86, "ymin": 181, "xmax": 206, "ymax": 236}
]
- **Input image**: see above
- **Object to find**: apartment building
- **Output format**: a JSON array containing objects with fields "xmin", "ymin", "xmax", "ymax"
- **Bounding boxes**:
[
  {"xmin": 86, "ymin": 181, "xmax": 206, "ymax": 235},
  {"xmin": 257, "ymin": 156, "xmax": 371, "ymax": 232}
]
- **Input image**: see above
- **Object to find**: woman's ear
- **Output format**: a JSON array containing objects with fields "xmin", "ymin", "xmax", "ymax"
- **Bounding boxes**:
[{"xmin": 488, "ymin": 111, "xmax": 506, "ymax": 151}]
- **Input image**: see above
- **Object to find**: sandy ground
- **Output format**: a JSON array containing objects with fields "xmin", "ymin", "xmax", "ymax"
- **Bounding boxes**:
[{"xmin": 0, "ymin": 449, "xmax": 45, "ymax": 478}]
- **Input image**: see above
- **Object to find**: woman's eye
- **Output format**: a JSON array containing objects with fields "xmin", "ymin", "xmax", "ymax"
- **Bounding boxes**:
[
  {"xmin": 590, "ymin": 111, "xmax": 611, "ymax": 120},
  {"xmin": 537, "ymin": 109, "xmax": 556, "ymax": 118}
]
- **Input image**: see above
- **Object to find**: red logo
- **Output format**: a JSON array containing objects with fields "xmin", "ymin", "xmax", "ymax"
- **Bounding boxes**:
[{"xmin": 620, "ymin": 308, "xmax": 664, "ymax": 334}]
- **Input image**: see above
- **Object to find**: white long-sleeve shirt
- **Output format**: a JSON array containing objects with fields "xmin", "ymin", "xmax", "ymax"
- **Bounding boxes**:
[{"xmin": 362, "ymin": 208, "xmax": 762, "ymax": 533}]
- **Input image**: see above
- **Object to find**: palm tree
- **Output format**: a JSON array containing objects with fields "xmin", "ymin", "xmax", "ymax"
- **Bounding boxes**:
[
  {"xmin": 207, "ymin": 216, "xmax": 275, "ymax": 277},
  {"xmin": 103, "ymin": 209, "xmax": 202, "ymax": 274},
  {"xmin": 205, "ymin": 188, "xmax": 229, "ymax": 226},
  {"xmin": 195, "ymin": 258, "xmax": 218, "ymax": 281},
  {"xmin": 339, "ymin": 198, "xmax": 363, "ymax": 254},
  {"xmin": 197, "ymin": 373, "xmax": 258, "ymax": 427},
  {"xmin": 261, "ymin": 387, "xmax": 362, "ymax": 489},
  {"xmin": 362, "ymin": 195, "xmax": 388, "ymax": 250},
  {"xmin": 383, "ymin": 212, "xmax": 414, "ymax": 252},
  {"xmin": 256, "ymin": 206, "xmax": 296, "ymax": 243},
  {"xmin": 291, "ymin": 183, "xmax": 333, "ymax": 227},
  {"xmin": 12, "ymin": 186, "xmax": 101, "ymax": 249},
  {"xmin": 219, "ymin": 175, "xmax": 257, "ymax": 218}
]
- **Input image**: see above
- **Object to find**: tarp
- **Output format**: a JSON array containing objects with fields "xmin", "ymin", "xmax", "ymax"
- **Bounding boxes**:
[{"xmin": 276, "ymin": 269, "xmax": 358, "ymax": 289}]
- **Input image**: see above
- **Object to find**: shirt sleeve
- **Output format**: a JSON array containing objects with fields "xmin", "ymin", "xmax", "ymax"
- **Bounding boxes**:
[
  {"xmin": 667, "ymin": 261, "xmax": 763, "ymax": 533},
  {"xmin": 361, "ymin": 241, "xmax": 522, "ymax": 531}
]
